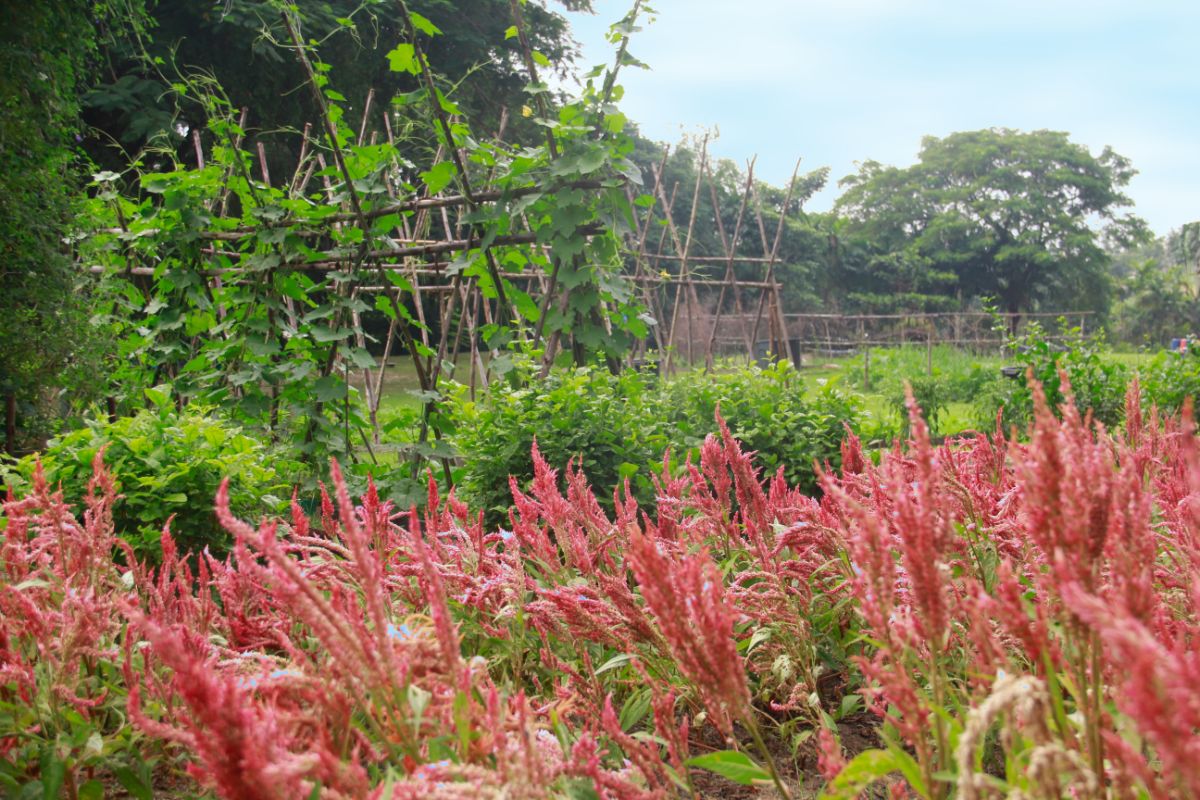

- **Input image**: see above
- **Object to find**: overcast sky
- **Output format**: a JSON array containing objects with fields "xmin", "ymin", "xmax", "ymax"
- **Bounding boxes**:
[{"xmin": 561, "ymin": 0, "xmax": 1200, "ymax": 236}]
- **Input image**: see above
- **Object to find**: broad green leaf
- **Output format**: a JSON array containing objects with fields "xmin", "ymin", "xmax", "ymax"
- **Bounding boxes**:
[
  {"xmin": 313, "ymin": 376, "xmax": 346, "ymax": 403},
  {"xmin": 78, "ymin": 781, "xmax": 105, "ymax": 800},
  {"xmin": 421, "ymin": 161, "xmax": 458, "ymax": 195},
  {"xmin": 507, "ymin": 283, "xmax": 541, "ymax": 322},
  {"xmin": 347, "ymin": 348, "xmax": 378, "ymax": 369},
  {"xmin": 410, "ymin": 12, "xmax": 442, "ymax": 36},
  {"xmin": 685, "ymin": 750, "xmax": 772, "ymax": 786},
  {"xmin": 114, "ymin": 766, "xmax": 153, "ymax": 800},
  {"xmin": 387, "ymin": 44, "xmax": 420, "ymax": 75},
  {"xmin": 575, "ymin": 148, "xmax": 607, "ymax": 174},
  {"xmin": 144, "ymin": 385, "xmax": 172, "ymax": 409},
  {"xmin": 603, "ymin": 111, "xmax": 627, "ymax": 134},
  {"xmin": 310, "ymin": 325, "xmax": 350, "ymax": 343},
  {"xmin": 822, "ymin": 748, "xmax": 913, "ymax": 798},
  {"xmin": 616, "ymin": 461, "xmax": 639, "ymax": 479},
  {"xmin": 39, "ymin": 749, "xmax": 64, "ymax": 800}
]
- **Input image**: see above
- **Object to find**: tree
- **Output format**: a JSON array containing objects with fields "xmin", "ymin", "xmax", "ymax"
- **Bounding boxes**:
[
  {"xmin": 84, "ymin": 0, "xmax": 589, "ymax": 176},
  {"xmin": 1109, "ymin": 228, "xmax": 1200, "ymax": 346},
  {"xmin": 0, "ymin": 0, "xmax": 147, "ymax": 453},
  {"xmin": 835, "ymin": 128, "xmax": 1148, "ymax": 323}
]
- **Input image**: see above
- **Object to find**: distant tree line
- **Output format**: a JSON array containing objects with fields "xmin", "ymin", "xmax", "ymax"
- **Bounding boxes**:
[{"xmin": 635, "ymin": 129, "xmax": 1177, "ymax": 336}]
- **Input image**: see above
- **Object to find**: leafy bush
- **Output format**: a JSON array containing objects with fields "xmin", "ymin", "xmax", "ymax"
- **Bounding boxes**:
[
  {"xmin": 888, "ymin": 373, "xmax": 950, "ymax": 437},
  {"xmin": 451, "ymin": 360, "xmax": 862, "ymax": 521},
  {"xmin": 1, "ymin": 401, "xmax": 300, "ymax": 560},
  {"xmin": 450, "ymin": 366, "xmax": 671, "ymax": 522},
  {"xmin": 1138, "ymin": 347, "xmax": 1200, "ymax": 414},
  {"xmin": 976, "ymin": 322, "xmax": 1127, "ymax": 431},
  {"xmin": 659, "ymin": 360, "xmax": 863, "ymax": 493}
]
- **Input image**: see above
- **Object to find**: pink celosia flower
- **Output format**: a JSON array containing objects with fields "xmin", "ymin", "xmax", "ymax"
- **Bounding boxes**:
[{"xmin": 627, "ymin": 529, "xmax": 750, "ymax": 736}]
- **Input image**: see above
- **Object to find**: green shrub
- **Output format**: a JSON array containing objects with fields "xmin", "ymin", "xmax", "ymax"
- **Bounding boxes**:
[
  {"xmin": 660, "ymin": 360, "xmax": 862, "ymax": 493},
  {"xmin": 976, "ymin": 323, "xmax": 1127, "ymax": 431},
  {"xmin": 888, "ymin": 372, "xmax": 950, "ymax": 437},
  {"xmin": 1, "ymin": 402, "xmax": 301, "ymax": 561},
  {"xmin": 1138, "ymin": 348, "xmax": 1200, "ymax": 415},
  {"xmin": 450, "ymin": 366, "xmax": 671, "ymax": 522},
  {"xmin": 451, "ymin": 360, "xmax": 863, "ymax": 522}
]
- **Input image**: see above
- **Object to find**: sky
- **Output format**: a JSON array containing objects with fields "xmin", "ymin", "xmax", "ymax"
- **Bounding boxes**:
[{"xmin": 560, "ymin": 0, "xmax": 1200, "ymax": 236}]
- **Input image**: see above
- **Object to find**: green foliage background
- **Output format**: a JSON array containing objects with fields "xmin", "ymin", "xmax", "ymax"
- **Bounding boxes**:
[
  {"xmin": 452, "ymin": 360, "xmax": 862, "ymax": 523},
  {"xmin": 3, "ymin": 401, "xmax": 302, "ymax": 561}
]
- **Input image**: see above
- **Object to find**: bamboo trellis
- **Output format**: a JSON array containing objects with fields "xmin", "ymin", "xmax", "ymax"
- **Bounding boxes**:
[
  {"xmin": 88, "ymin": 101, "xmax": 803, "ymax": 445},
  {"xmin": 628, "ymin": 138, "xmax": 803, "ymax": 376}
]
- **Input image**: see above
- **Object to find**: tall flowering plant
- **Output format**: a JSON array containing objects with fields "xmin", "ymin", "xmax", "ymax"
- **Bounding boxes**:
[{"xmin": 7, "ymin": 377, "xmax": 1200, "ymax": 798}]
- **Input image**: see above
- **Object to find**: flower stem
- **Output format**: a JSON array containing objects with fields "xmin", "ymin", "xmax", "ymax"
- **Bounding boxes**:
[{"xmin": 746, "ymin": 715, "xmax": 793, "ymax": 800}]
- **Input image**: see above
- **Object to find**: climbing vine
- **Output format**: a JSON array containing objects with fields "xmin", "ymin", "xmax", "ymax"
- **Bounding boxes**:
[{"xmin": 77, "ymin": 0, "xmax": 655, "ymax": 489}]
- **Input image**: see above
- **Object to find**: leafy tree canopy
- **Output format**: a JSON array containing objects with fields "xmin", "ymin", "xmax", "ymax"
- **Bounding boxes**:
[
  {"xmin": 835, "ymin": 128, "xmax": 1149, "ymax": 317},
  {"xmin": 1, "ymin": 0, "xmax": 149, "ymax": 451},
  {"xmin": 85, "ymin": 0, "xmax": 591, "ymax": 174}
]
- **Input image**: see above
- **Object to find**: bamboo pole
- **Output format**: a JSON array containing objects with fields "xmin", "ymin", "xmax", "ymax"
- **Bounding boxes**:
[
  {"xmin": 747, "ymin": 161, "xmax": 801, "ymax": 365},
  {"xmin": 703, "ymin": 157, "xmax": 756, "ymax": 367},
  {"xmin": 661, "ymin": 136, "xmax": 708, "ymax": 375}
]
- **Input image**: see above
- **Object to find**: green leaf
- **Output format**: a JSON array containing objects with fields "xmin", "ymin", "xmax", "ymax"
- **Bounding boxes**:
[
  {"xmin": 507, "ymin": 283, "xmax": 541, "ymax": 322},
  {"xmin": 114, "ymin": 767, "xmax": 153, "ymax": 800},
  {"xmin": 347, "ymin": 348, "xmax": 378, "ymax": 369},
  {"xmin": 313, "ymin": 376, "xmax": 346, "ymax": 403},
  {"xmin": 78, "ymin": 781, "xmax": 105, "ymax": 800},
  {"xmin": 436, "ymin": 90, "xmax": 461, "ymax": 116},
  {"xmin": 595, "ymin": 652, "xmax": 634, "ymax": 675},
  {"xmin": 387, "ymin": 44, "xmax": 420, "ymax": 75},
  {"xmin": 144, "ymin": 385, "xmax": 172, "ymax": 409},
  {"xmin": 310, "ymin": 325, "xmax": 351, "ymax": 343},
  {"xmin": 602, "ymin": 111, "xmax": 627, "ymax": 134},
  {"xmin": 744, "ymin": 625, "xmax": 773, "ymax": 654},
  {"xmin": 685, "ymin": 750, "xmax": 772, "ymax": 786},
  {"xmin": 822, "ymin": 748, "xmax": 917, "ymax": 798},
  {"xmin": 39, "ymin": 748, "xmax": 64, "ymax": 800},
  {"xmin": 504, "ymin": 25, "xmax": 518, "ymax": 40},
  {"xmin": 408, "ymin": 683, "xmax": 431, "ymax": 719},
  {"xmin": 574, "ymin": 147, "xmax": 607, "ymax": 175},
  {"xmin": 562, "ymin": 778, "xmax": 601, "ymax": 800},
  {"xmin": 409, "ymin": 12, "xmax": 442, "ymax": 36},
  {"xmin": 618, "ymin": 688, "xmax": 651, "ymax": 731},
  {"xmin": 420, "ymin": 161, "xmax": 458, "ymax": 195}
]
